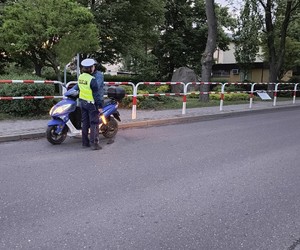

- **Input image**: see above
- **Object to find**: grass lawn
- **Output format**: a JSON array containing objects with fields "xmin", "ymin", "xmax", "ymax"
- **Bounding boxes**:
[{"xmin": 137, "ymin": 96, "xmax": 251, "ymax": 110}]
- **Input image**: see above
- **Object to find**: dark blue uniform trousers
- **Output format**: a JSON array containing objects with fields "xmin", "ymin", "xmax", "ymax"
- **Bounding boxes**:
[{"xmin": 80, "ymin": 100, "xmax": 100, "ymax": 146}]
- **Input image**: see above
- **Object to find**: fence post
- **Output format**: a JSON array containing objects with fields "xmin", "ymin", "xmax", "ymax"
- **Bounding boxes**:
[
  {"xmin": 293, "ymin": 83, "xmax": 299, "ymax": 104},
  {"xmin": 249, "ymin": 83, "xmax": 256, "ymax": 109},
  {"xmin": 273, "ymin": 83, "xmax": 280, "ymax": 106},
  {"xmin": 132, "ymin": 84, "xmax": 138, "ymax": 120},
  {"xmin": 182, "ymin": 83, "xmax": 188, "ymax": 115},
  {"xmin": 220, "ymin": 83, "xmax": 227, "ymax": 111}
]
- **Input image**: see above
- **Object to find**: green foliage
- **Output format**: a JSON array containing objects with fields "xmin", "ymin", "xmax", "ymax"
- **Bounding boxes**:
[
  {"xmin": 250, "ymin": 0, "xmax": 300, "ymax": 81},
  {"xmin": 187, "ymin": 84, "xmax": 250, "ymax": 101},
  {"xmin": 119, "ymin": 86, "xmax": 176, "ymax": 110},
  {"xmin": 276, "ymin": 83, "xmax": 295, "ymax": 98},
  {"xmin": 0, "ymin": 83, "xmax": 55, "ymax": 116},
  {"xmin": 153, "ymin": 0, "xmax": 207, "ymax": 79},
  {"xmin": 137, "ymin": 98, "xmax": 157, "ymax": 109},
  {"xmin": 0, "ymin": 72, "xmax": 44, "ymax": 80},
  {"xmin": 280, "ymin": 37, "xmax": 300, "ymax": 77},
  {"xmin": 0, "ymin": 0, "xmax": 99, "ymax": 79},
  {"xmin": 103, "ymin": 74, "xmax": 160, "ymax": 84},
  {"xmin": 1, "ymin": 0, "xmax": 235, "ymax": 82},
  {"xmin": 92, "ymin": 0, "xmax": 165, "ymax": 69},
  {"xmin": 234, "ymin": 0, "xmax": 261, "ymax": 79},
  {"xmin": 156, "ymin": 85, "xmax": 170, "ymax": 93},
  {"xmin": 138, "ymin": 95, "xmax": 178, "ymax": 110},
  {"xmin": 212, "ymin": 84, "xmax": 248, "ymax": 92},
  {"xmin": 116, "ymin": 85, "xmax": 132, "ymax": 108},
  {"xmin": 104, "ymin": 74, "xmax": 139, "ymax": 84},
  {"xmin": 153, "ymin": 0, "xmax": 234, "ymax": 79},
  {"xmin": 187, "ymin": 93, "xmax": 199, "ymax": 99},
  {"xmin": 120, "ymin": 89, "xmax": 149, "ymax": 109},
  {"xmin": 210, "ymin": 93, "xmax": 250, "ymax": 101}
]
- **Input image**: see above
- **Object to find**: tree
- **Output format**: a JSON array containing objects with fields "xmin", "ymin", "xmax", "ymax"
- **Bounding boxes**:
[
  {"xmin": 234, "ymin": 0, "xmax": 261, "ymax": 81},
  {"xmin": 200, "ymin": 0, "xmax": 217, "ymax": 102},
  {"xmin": 257, "ymin": 0, "xmax": 300, "ymax": 84},
  {"xmin": 152, "ymin": 0, "xmax": 234, "ymax": 81},
  {"xmin": 76, "ymin": 0, "xmax": 233, "ymax": 81},
  {"xmin": 281, "ymin": 11, "xmax": 300, "ymax": 77},
  {"xmin": 84, "ymin": 0, "xmax": 165, "ymax": 79},
  {"xmin": 153, "ymin": 0, "xmax": 208, "ymax": 80},
  {"xmin": 282, "ymin": 38, "xmax": 300, "ymax": 77},
  {"xmin": 0, "ymin": 0, "xmax": 99, "ymax": 80}
]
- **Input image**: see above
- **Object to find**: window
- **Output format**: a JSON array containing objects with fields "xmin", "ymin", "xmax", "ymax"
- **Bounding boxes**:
[
  {"xmin": 232, "ymin": 69, "xmax": 239, "ymax": 75},
  {"xmin": 212, "ymin": 69, "xmax": 230, "ymax": 77}
]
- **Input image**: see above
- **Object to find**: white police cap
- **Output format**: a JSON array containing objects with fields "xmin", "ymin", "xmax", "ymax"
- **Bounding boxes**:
[{"xmin": 81, "ymin": 58, "xmax": 96, "ymax": 67}]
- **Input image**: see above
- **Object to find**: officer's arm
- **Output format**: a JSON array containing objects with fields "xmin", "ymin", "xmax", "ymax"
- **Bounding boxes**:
[
  {"xmin": 93, "ymin": 71, "xmax": 104, "ymax": 100},
  {"xmin": 90, "ymin": 79, "xmax": 103, "ymax": 109},
  {"xmin": 70, "ymin": 84, "xmax": 79, "ymax": 91}
]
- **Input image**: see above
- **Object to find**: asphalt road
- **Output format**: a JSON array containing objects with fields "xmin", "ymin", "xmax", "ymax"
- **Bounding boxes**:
[{"xmin": 0, "ymin": 109, "xmax": 300, "ymax": 250}]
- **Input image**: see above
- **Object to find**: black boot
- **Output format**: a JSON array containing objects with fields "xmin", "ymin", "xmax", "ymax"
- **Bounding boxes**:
[
  {"xmin": 107, "ymin": 138, "xmax": 114, "ymax": 144},
  {"xmin": 91, "ymin": 143, "xmax": 102, "ymax": 150}
]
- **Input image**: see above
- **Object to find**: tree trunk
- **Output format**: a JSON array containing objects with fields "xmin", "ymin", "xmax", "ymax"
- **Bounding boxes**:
[
  {"xmin": 51, "ymin": 63, "xmax": 62, "ymax": 82},
  {"xmin": 34, "ymin": 64, "xmax": 42, "ymax": 77},
  {"xmin": 55, "ymin": 67, "xmax": 62, "ymax": 82},
  {"xmin": 262, "ymin": 0, "xmax": 295, "ymax": 94},
  {"xmin": 200, "ymin": 0, "xmax": 217, "ymax": 102}
]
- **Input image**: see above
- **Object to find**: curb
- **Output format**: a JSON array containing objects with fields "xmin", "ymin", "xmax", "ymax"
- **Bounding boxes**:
[
  {"xmin": 1, "ymin": 104, "xmax": 300, "ymax": 143},
  {"xmin": 119, "ymin": 104, "xmax": 300, "ymax": 129},
  {"xmin": 0, "ymin": 132, "xmax": 46, "ymax": 143}
]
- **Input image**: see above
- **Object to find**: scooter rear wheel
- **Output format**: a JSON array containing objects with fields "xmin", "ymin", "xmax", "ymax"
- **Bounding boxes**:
[
  {"xmin": 46, "ymin": 125, "xmax": 67, "ymax": 145},
  {"xmin": 101, "ymin": 117, "xmax": 118, "ymax": 138}
]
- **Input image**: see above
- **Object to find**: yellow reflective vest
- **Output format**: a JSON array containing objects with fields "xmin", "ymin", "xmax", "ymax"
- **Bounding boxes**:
[{"xmin": 78, "ymin": 73, "xmax": 95, "ymax": 102}]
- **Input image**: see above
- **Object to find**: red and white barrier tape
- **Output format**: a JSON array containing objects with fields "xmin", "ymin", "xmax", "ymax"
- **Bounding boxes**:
[
  {"xmin": 0, "ymin": 80, "xmax": 61, "ymax": 84},
  {"xmin": 0, "ymin": 96, "xmax": 63, "ymax": 100}
]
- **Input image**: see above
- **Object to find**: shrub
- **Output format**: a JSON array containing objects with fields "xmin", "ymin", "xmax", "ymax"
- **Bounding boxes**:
[
  {"xmin": 0, "ymin": 83, "xmax": 55, "ymax": 116},
  {"xmin": 0, "ymin": 73, "xmax": 44, "ymax": 80},
  {"xmin": 277, "ymin": 84, "xmax": 295, "ymax": 98},
  {"xmin": 138, "ymin": 98, "xmax": 157, "ymax": 109},
  {"xmin": 212, "ymin": 84, "xmax": 248, "ymax": 92},
  {"xmin": 104, "ymin": 74, "xmax": 158, "ymax": 84},
  {"xmin": 119, "ymin": 89, "xmax": 149, "ymax": 108},
  {"xmin": 188, "ymin": 93, "xmax": 200, "ymax": 99},
  {"xmin": 117, "ymin": 85, "xmax": 135, "ymax": 108},
  {"xmin": 156, "ymin": 85, "xmax": 170, "ymax": 93},
  {"xmin": 210, "ymin": 93, "xmax": 250, "ymax": 101}
]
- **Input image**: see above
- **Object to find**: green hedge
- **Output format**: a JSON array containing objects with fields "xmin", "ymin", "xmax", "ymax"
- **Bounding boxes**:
[
  {"xmin": 210, "ymin": 93, "xmax": 250, "ymax": 101},
  {"xmin": 0, "ymin": 83, "xmax": 55, "ymax": 116},
  {"xmin": 188, "ymin": 91, "xmax": 250, "ymax": 101},
  {"xmin": 0, "ymin": 73, "xmax": 45, "ymax": 80}
]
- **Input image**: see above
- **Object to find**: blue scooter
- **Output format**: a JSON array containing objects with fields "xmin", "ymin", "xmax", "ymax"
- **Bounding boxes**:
[{"xmin": 46, "ymin": 86, "xmax": 125, "ymax": 145}]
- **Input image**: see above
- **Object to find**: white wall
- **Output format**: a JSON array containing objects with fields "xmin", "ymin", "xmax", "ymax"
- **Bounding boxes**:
[
  {"xmin": 214, "ymin": 42, "xmax": 264, "ymax": 64},
  {"xmin": 103, "ymin": 63, "xmax": 122, "ymax": 75}
]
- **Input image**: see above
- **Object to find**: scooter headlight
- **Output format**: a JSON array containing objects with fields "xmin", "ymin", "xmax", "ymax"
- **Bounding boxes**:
[{"xmin": 50, "ymin": 104, "xmax": 73, "ymax": 116}]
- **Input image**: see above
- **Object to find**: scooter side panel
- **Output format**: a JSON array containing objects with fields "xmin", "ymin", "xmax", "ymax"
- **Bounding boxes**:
[
  {"xmin": 102, "ymin": 103, "xmax": 117, "ymax": 116},
  {"xmin": 48, "ymin": 119, "xmax": 64, "ymax": 126}
]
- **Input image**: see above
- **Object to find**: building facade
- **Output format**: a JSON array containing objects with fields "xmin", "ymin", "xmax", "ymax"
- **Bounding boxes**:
[{"xmin": 212, "ymin": 42, "xmax": 292, "ymax": 82}]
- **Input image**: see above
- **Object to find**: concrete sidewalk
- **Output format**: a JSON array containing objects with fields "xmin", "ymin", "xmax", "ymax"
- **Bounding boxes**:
[{"xmin": 1, "ymin": 100, "xmax": 300, "ymax": 143}]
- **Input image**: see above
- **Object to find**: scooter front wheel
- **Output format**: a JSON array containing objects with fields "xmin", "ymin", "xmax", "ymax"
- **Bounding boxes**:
[
  {"xmin": 46, "ymin": 125, "xmax": 67, "ymax": 145},
  {"xmin": 101, "ymin": 117, "xmax": 118, "ymax": 138}
]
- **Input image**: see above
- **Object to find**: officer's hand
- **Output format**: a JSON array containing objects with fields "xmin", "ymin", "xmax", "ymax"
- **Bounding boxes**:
[{"xmin": 98, "ymin": 108, "xmax": 102, "ymax": 113}]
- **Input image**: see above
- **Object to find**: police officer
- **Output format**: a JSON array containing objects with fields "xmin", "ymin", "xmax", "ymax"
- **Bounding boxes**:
[
  {"xmin": 76, "ymin": 58, "xmax": 103, "ymax": 150},
  {"xmin": 92, "ymin": 61, "xmax": 105, "ymax": 100}
]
